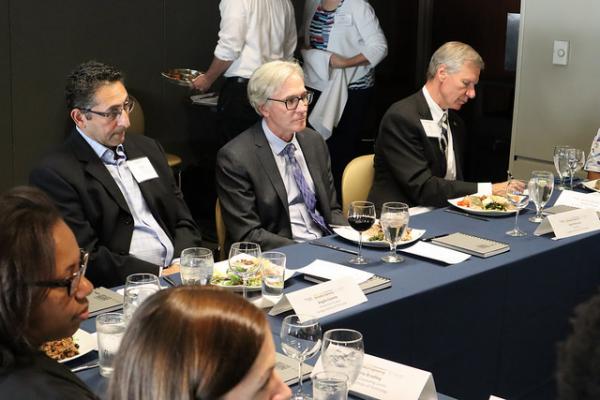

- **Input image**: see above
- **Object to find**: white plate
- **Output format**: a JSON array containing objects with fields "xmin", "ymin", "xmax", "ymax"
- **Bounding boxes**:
[
  {"xmin": 333, "ymin": 226, "xmax": 426, "ymax": 248},
  {"xmin": 447, "ymin": 197, "xmax": 517, "ymax": 217},
  {"xmin": 58, "ymin": 329, "xmax": 96, "ymax": 363},
  {"xmin": 582, "ymin": 179, "xmax": 600, "ymax": 192}
]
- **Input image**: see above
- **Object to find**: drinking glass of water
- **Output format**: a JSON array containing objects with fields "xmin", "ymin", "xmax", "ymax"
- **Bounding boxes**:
[
  {"xmin": 379, "ymin": 202, "xmax": 409, "ymax": 263},
  {"xmin": 96, "ymin": 312, "xmax": 126, "ymax": 377},
  {"xmin": 528, "ymin": 171, "xmax": 554, "ymax": 223},
  {"xmin": 321, "ymin": 329, "xmax": 364, "ymax": 387},
  {"xmin": 123, "ymin": 273, "xmax": 160, "ymax": 322},
  {"xmin": 553, "ymin": 145, "xmax": 572, "ymax": 190},
  {"xmin": 347, "ymin": 201, "xmax": 376, "ymax": 265},
  {"xmin": 180, "ymin": 247, "xmax": 214, "ymax": 285},
  {"xmin": 261, "ymin": 251, "xmax": 286, "ymax": 306},
  {"xmin": 312, "ymin": 372, "xmax": 349, "ymax": 400},
  {"xmin": 280, "ymin": 315, "xmax": 322, "ymax": 400},
  {"xmin": 505, "ymin": 179, "xmax": 530, "ymax": 237}
]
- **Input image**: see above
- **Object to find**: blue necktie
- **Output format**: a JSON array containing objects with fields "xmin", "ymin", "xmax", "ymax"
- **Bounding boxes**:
[{"xmin": 282, "ymin": 143, "xmax": 333, "ymax": 235}]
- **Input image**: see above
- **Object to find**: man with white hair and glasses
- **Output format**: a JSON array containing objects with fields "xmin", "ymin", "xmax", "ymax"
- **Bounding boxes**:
[
  {"xmin": 216, "ymin": 60, "xmax": 345, "ymax": 251},
  {"xmin": 30, "ymin": 61, "xmax": 202, "ymax": 287}
]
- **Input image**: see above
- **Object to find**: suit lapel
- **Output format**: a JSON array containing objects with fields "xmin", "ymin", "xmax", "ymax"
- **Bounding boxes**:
[
  {"xmin": 253, "ymin": 126, "xmax": 290, "ymax": 214},
  {"xmin": 415, "ymin": 91, "xmax": 447, "ymax": 177},
  {"xmin": 69, "ymin": 131, "xmax": 130, "ymax": 213}
]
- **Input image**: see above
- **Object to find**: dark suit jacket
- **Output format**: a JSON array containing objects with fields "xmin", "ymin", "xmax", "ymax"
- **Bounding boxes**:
[
  {"xmin": 368, "ymin": 90, "xmax": 477, "ymax": 208},
  {"xmin": 216, "ymin": 123, "xmax": 345, "ymax": 251},
  {"xmin": 0, "ymin": 352, "xmax": 98, "ymax": 399},
  {"xmin": 30, "ymin": 130, "xmax": 202, "ymax": 287}
]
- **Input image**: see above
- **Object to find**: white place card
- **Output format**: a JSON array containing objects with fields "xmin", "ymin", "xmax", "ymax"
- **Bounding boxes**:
[
  {"xmin": 553, "ymin": 190, "xmax": 600, "ymax": 212},
  {"xmin": 489, "ymin": 396, "xmax": 507, "ymax": 400},
  {"xmin": 399, "ymin": 241, "xmax": 471, "ymax": 264},
  {"xmin": 312, "ymin": 353, "xmax": 437, "ymax": 400},
  {"xmin": 285, "ymin": 276, "xmax": 367, "ymax": 322},
  {"xmin": 546, "ymin": 208, "xmax": 600, "ymax": 239},
  {"xmin": 296, "ymin": 259, "xmax": 373, "ymax": 284},
  {"xmin": 127, "ymin": 157, "xmax": 159, "ymax": 183}
]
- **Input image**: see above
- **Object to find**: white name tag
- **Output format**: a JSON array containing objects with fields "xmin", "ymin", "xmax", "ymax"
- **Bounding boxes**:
[
  {"xmin": 547, "ymin": 208, "xmax": 600, "ymax": 239},
  {"xmin": 420, "ymin": 119, "xmax": 442, "ymax": 139},
  {"xmin": 334, "ymin": 13, "xmax": 353, "ymax": 26},
  {"xmin": 286, "ymin": 276, "xmax": 367, "ymax": 322},
  {"xmin": 127, "ymin": 157, "xmax": 159, "ymax": 183},
  {"xmin": 312, "ymin": 353, "xmax": 438, "ymax": 400}
]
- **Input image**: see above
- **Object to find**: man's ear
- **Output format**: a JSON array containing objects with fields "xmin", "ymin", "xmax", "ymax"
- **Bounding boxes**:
[
  {"xmin": 258, "ymin": 103, "xmax": 269, "ymax": 119},
  {"xmin": 70, "ymin": 108, "xmax": 88, "ymax": 129},
  {"xmin": 437, "ymin": 64, "xmax": 448, "ymax": 82}
]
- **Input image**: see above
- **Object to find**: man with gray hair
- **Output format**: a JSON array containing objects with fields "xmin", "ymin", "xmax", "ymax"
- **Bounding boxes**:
[
  {"xmin": 368, "ymin": 41, "xmax": 509, "ymax": 208},
  {"xmin": 216, "ymin": 60, "xmax": 345, "ymax": 250}
]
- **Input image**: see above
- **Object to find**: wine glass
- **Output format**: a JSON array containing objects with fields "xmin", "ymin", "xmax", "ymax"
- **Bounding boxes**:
[
  {"xmin": 280, "ymin": 315, "xmax": 322, "ymax": 400},
  {"xmin": 228, "ymin": 242, "xmax": 261, "ymax": 299},
  {"xmin": 528, "ymin": 171, "xmax": 554, "ymax": 223},
  {"xmin": 505, "ymin": 179, "xmax": 530, "ymax": 237},
  {"xmin": 553, "ymin": 145, "xmax": 572, "ymax": 190},
  {"xmin": 566, "ymin": 148, "xmax": 585, "ymax": 189},
  {"xmin": 321, "ymin": 329, "xmax": 364, "ymax": 387},
  {"xmin": 379, "ymin": 202, "xmax": 409, "ymax": 263},
  {"xmin": 347, "ymin": 201, "xmax": 376, "ymax": 265}
]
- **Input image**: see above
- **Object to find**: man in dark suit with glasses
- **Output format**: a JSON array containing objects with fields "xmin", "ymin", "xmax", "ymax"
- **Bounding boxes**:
[{"xmin": 30, "ymin": 61, "xmax": 202, "ymax": 287}]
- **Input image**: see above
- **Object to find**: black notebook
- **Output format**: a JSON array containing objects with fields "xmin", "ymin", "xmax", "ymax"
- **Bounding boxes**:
[
  {"xmin": 87, "ymin": 287, "xmax": 124, "ymax": 317},
  {"xmin": 431, "ymin": 232, "xmax": 510, "ymax": 258}
]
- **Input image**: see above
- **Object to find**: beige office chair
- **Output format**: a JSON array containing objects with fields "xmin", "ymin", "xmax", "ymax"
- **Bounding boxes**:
[
  {"xmin": 215, "ymin": 199, "xmax": 226, "ymax": 261},
  {"xmin": 341, "ymin": 154, "xmax": 375, "ymax": 216},
  {"xmin": 128, "ymin": 95, "xmax": 183, "ymax": 188}
]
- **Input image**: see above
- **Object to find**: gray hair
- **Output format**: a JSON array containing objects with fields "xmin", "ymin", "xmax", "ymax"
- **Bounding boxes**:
[
  {"xmin": 247, "ymin": 60, "xmax": 304, "ymax": 114},
  {"xmin": 426, "ymin": 41, "xmax": 484, "ymax": 81}
]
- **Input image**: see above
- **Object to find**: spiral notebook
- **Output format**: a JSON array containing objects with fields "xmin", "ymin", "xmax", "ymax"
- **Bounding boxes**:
[{"xmin": 431, "ymin": 232, "xmax": 510, "ymax": 258}]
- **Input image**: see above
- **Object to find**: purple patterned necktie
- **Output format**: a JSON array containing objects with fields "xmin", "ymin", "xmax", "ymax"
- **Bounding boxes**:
[{"xmin": 282, "ymin": 143, "xmax": 333, "ymax": 235}]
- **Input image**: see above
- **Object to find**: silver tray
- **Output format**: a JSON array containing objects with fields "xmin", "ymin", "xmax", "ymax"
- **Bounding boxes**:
[{"xmin": 161, "ymin": 68, "xmax": 203, "ymax": 87}]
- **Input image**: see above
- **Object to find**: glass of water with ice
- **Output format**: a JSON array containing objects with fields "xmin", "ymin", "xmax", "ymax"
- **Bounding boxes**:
[
  {"xmin": 312, "ymin": 372, "xmax": 349, "ymax": 400},
  {"xmin": 123, "ymin": 273, "xmax": 160, "ymax": 322},
  {"xmin": 261, "ymin": 251, "xmax": 286, "ymax": 306},
  {"xmin": 321, "ymin": 329, "xmax": 364, "ymax": 386},
  {"xmin": 96, "ymin": 312, "xmax": 126, "ymax": 377},
  {"xmin": 180, "ymin": 247, "xmax": 214, "ymax": 286}
]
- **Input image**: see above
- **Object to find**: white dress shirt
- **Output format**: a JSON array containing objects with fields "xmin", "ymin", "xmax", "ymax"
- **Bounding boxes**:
[
  {"xmin": 262, "ymin": 120, "xmax": 322, "ymax": 242},
  {"xmin": 215, "ymin": 0, "xmax": 297, "ymax": 79}
]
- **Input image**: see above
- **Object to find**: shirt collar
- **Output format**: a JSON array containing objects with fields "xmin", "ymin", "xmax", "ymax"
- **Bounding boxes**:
[
  {"xmin": 261, "ymin": 119, "xmax": 299, "ymax": 155},
  {"xmin": 76, "ymin": 127, "xmax": 126, "ymax": 165},
  {"xmin": 422, "ymin": 86, "xmax": 446, "ymax": 124}
]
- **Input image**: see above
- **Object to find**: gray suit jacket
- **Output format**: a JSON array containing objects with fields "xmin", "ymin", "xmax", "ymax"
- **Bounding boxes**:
[
  {"xmin": 368, "ymin": 90, "xmax": 476, "ymax": 208},
  {"xmin": 216, "ymin": 123, "xmax": 344, "ymax": 251}
]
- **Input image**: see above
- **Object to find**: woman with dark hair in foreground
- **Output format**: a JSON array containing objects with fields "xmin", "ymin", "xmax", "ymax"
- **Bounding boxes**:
[
  {"xmin": 108, "ymin": 286, "xmax": 292, "ymax": 400},
  {"xmin": 0, "ymin": 186, "xmax": 96, "ymax": 399}
]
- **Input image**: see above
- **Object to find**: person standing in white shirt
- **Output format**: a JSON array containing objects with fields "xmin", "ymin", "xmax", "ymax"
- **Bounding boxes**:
[{"xmin": 193, "ymin": 0, "xmax": 297, "ymax": 147}]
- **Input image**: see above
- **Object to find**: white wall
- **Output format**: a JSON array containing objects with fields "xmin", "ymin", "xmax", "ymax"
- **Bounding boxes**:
[{"xmin": 510, "ymin": 0, "xmax": 600, "ymax": 177}]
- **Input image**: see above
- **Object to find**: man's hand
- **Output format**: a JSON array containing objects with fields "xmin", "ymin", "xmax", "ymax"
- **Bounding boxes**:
[
  {"xmin": 492, "ymin": 181, "xmax": 509, "ymax": 196},
  {"xmin": 162, "ymin": 262, "xmax": 180, "ymax": 276},
  {"xmin": 192, "ymin": 74, "xmax": 213, "ymax": 92}
]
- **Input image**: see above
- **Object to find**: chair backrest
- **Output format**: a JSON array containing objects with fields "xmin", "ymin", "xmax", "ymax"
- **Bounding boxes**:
[
  {"xmin": 127, "ymin": 95, "xmax": 145, "ymax": 135},
  {"xmin": 341, "ymin": 154, "xmax": 375, "ymax": 216},
  {"xmin": 215, "ymin": 199, "xmax": 226, "ymax": 261}
]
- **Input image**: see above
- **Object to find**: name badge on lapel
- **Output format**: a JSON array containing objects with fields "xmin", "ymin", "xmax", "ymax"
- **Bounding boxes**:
[
  {"xmin": 127, "ymin": 157, "xmax": 159, "ymax": 183},
  {"xmin": 420, "ymin": 119, "xmax": 442, "ymax": 139},
  {"xmin": 334, "ymin": 13, "xmax": 353, "ymax": 26}
]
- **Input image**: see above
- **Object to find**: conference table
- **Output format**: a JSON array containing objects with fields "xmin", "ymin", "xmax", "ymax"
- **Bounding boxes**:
[{"xmin": 74, "ymin": 197, "xmax": 600, "ymax": 400}]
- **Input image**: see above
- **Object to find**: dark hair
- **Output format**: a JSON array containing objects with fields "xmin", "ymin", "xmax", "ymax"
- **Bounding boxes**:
[
  {"xmin": 65, "ymin": 60, "xmax": 123, "ymax": 110},
  {"xmin": 557, "ymin": 289, "xmax": 600, "ymax": 400},
  {"xmin": 0, "ymin": 186, "xmax": 61, "ymax": 368},
  {"xmin": 108, "ymin": 286, "xmax": 268, "ymax": 400}
]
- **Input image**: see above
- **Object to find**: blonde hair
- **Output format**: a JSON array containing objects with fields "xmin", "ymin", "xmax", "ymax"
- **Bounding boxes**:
[
  {"xmin": 247, "ymin": 60, "xmax": 304, "ymax": 114},
  {"xmin": 426, "ymin": 41, "xmax": 484, "ymax": 80}
]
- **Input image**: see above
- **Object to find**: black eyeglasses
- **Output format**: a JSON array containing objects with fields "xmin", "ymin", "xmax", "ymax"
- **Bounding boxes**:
[
  {"xmin": 79, "ymin": 98, "xmax": 135, "ymax": 121},
  {"xmin": 267, "ymin": 91, "xmax": 313, "ymax": 110},
  {"xmin": 33, "ymin": 249, "xmax": 89, "ymax": 297}
]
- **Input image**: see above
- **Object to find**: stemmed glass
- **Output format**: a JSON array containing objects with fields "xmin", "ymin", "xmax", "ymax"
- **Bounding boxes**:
[
  {"xmin": 505, "ymin": 179, "xmax": 530, "ymax": 237},
  {"xmin": 553, "ymin": 145, "xmax": 572, "ymax": 190},
  {"xmin": 321, "ymin": 329, "xmax": 364, "ymax": 388},
  {"xmin": 280, "ymin": 315, "xmax": 322, "ymax": 400},
  {"xmin": 347, "ymin": 201, "xmax": 376, "ymax": 265},
  {"xmin": 379, "ymin": 202, "xmax": 409, "ymax": 263},
  {"xmin": 565, "ymin": 148, "xmax": 585, "ymax": 189},
  {"xmin": 228, "ymin": 242, "xmax": 261, "ymax": 299},
  {"xmin": 528, "ymin": 171, "xmax": 554, "ymax": 223}
]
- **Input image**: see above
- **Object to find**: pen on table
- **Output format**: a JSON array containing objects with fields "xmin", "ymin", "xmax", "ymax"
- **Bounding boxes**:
[
  {"xmin": 444, "ymin": 208, "xmax": 490, "ymax": 221},
  {"xmin": 71, "ymin": 361, "xmax": 99, "ymax": 373},
  {"xmin": 309, "ymin": 241, "xmax": 359, "ymax": 255},
  {"xmin": 163, "ymin": 275, "xmax": 177, "ymax": 287},
  {"xmin": 421, "ymin": 233, "xmax": 450, "ymax": 242}
]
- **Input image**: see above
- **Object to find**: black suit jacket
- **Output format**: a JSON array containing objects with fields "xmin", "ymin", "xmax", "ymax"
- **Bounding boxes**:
[
  {"xmin": 368, "ymin": 90, "xmax": 477, "ymax": 208},
  {"xmin": 0, "ymin": 352, "xmax": 98, "ymax": 399},
  {"xmin": 30, "ymin": 130, "xmax": 202, "ymax": 287},
  {"xmin": 216, "ymin": 123, "xmax": 345, "ymax": 251}
]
